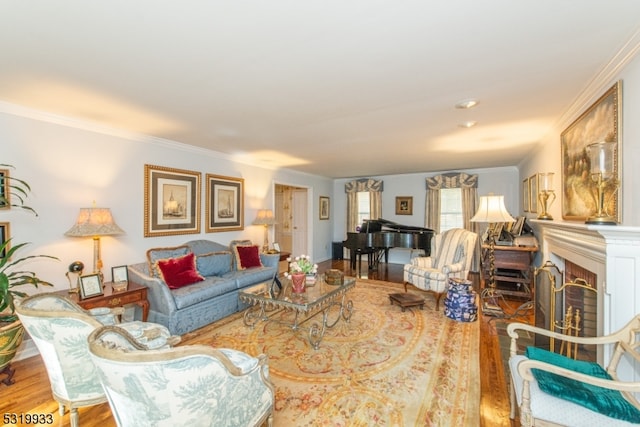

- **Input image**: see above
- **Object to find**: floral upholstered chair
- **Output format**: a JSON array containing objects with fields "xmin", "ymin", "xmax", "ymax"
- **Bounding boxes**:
[
  {"xmin": 15, "ymin": 293, "xmax": 179, "ymax": 427},
  {"xmin": 87, "ymin": 325, "xmax": 275, "ymax": 427},
  {"xmin": 403, "ymin": 228, "xmax": 478, "ymax": 310}
]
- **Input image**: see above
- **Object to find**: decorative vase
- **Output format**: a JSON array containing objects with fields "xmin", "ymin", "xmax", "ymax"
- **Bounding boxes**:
[
  {"xmin": 0, "ymin": 319, "xmax": 24, "ymax": 385},
  {"xmin": 291, "ymin": 273, "xmax": 306, "ymax": 293}
]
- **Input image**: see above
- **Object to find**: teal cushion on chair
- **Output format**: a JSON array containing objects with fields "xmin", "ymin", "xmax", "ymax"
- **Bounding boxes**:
[
  {"xmin": 526, "ymin": 346, "xmax": 640, "ymax": 423},
  {"xmin": 526, "ymin": 346, "xmax": 610, "ymax": 378}
]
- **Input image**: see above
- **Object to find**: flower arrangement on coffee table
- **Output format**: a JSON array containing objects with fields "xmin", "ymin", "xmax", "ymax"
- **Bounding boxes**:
[{"xmin": 284, "ymin": 255, "xmax": 318, "ymax": 292}]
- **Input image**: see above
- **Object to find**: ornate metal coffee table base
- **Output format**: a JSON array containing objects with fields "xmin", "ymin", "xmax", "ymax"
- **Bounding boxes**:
[
  {"xmin": 239, "ymin": 276, "xmax": 356, "ymax": 350},
  {"xmin": 243, "ymin": 295, "xmax": 354, "ymax": 350}
]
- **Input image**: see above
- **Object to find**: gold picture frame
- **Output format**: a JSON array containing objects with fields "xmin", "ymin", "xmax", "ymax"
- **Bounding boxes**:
[
  {"xmin": 205, "ymin": 174, "xmax": 244, "ymax": 232},
  {"xmin": 529, "ymin": 174, "xmax": 538, "ymax": 214},
  {"xmin": 522, "ymin": 179, "xmax": 530, "ymax": 213},
  {"xmin": 561, "ymin": 81, "xmax": 621, "ymax": 222},
  {"xmin": 395, "ymin": 196, "xmax": 413, "ymax": 215},
  {"xmin": 319, "ymin": 196, "xmax": 330, "ymax": 220},
  {"xmin": 144, "ymin": 164, "xmax": 201, "ymax": 237}
]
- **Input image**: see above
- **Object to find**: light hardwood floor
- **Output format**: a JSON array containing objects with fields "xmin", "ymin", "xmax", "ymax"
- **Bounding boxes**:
[{"xmin": 0, "ymin": 259, "xmax": 525, "ymax": 426}]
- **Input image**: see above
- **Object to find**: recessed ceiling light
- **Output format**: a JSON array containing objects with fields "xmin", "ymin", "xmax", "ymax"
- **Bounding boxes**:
[
  {"xmin": 455, "ymin": 99, "xmax": 479, "ymax": 109},
  {"xmin": 458, "ymin": 121, "xmax": 477, "ymax": 128}
]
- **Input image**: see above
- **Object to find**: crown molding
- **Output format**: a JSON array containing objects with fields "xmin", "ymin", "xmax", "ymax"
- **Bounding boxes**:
[{"xmin": 557, "ymin": 27, "xmax": 640, "ymax": 128}]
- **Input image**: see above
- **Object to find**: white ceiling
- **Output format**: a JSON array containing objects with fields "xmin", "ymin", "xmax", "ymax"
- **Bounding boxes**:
[{"xmin": 2, "ymin": 1, "xmax": 640, "ymax": 178}]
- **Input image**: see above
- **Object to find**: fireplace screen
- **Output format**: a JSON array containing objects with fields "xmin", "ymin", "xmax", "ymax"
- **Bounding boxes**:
[{"xmin": 534, "ymin": 260, "xmax": 598, "ymax": 361}]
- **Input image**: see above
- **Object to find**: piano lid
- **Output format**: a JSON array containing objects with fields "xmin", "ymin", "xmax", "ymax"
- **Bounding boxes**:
[{"xmin": 360, "ymin": 218, "xmax": 433, "ymax": 234}]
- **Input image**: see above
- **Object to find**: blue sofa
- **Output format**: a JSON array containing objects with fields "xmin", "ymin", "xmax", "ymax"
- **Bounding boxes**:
[{"xmin": 128, "ymin": 239, "xmax": 279, "ymax": 335}]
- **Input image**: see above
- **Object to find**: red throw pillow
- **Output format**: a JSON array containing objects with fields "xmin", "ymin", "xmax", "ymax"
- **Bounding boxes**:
[
  {"xmin": 156, "ymin": 252, "xmax": 204, "ymax": 289},
  {"xmin": 234, "ymin": 245, "xmax": 263, "ymax": 270}
]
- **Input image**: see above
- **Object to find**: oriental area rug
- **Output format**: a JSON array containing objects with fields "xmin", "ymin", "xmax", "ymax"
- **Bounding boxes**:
[{"xmin": 181, "ymin": 279, "xmax": 480, "ymax": 426}]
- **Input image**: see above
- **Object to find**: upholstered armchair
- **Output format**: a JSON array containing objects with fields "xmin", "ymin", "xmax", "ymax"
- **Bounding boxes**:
[
  {"xmin": 87, "ymin": 325, "xmax": 275, "ymax": 427},
  {"xmin": 15, "ymin": 293, "xmax": 179, "ymax": 427},
  {"xmin": 403, "ymin": 228, "xmax": 478, "ymax": 310},
  {"xmin": 508, "ymin": 315, "xmax": 640, "ymax": 426}
]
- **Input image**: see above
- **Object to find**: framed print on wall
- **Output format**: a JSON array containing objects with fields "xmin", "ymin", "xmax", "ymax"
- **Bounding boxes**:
[
  {"xmin": 144, "ymin": 164, "xmax": 201, "ymax": 237},
  {"xmin": 0, "ymin": 168, "xmax": 9, "ymax": 209},
  {"xmin": 319, "ymin": 196, "xmax": 330, "ymax": 220},
  {"xmin": 529, "ymin": 173, "xmax": 538, "ymax": 214},
  {"xmin": 561, "ymin": 81, "xmax": 621, "ymax": 222},
  {"xmin": 206, "ymin": 174, "xmax": 244, "ymax": 232},
  {"xmin": 0, "ymin": 222, "xmax": 9, "ymax": 258},
  {"xmin": 395, "ymin": 196, "xmax": 413, "ymax": 215},
  {"xmin": 522, "ymin": 178, "xmax": 530, "ymax": 213}
]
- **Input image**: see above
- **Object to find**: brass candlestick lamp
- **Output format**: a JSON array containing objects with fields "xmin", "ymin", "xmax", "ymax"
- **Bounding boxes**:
[
  {"xmin": 586, "ymin": 141, "xmax": 618, "ymax": 225},
  {"xmin": 64, "ymin": 206, "xmax": 124, "ymax": 281},
  {"xmin": 252, "ymin": 209, "xmax": 277, "ymax": 253},
  {"xmin": 537, "ymin": 172, "xmax": 556, "ymax": 220}
]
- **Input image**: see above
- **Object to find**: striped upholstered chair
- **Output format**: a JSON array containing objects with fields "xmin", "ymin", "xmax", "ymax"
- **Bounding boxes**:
[{"xmin": 403, "ymin": 228, "xmax": 478, "ymax": 310}]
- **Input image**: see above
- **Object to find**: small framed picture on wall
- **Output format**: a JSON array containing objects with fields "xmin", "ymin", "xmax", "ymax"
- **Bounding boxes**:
[
  {"xmin": 395, "ymin": 197, "xmax": 413, "ymax": 215},
  {"xmin": 0, "ymin": 222, "xmax": 9, "ymax": 258},
  {"xmin": 529, "ymin": 174, "xmax": 538, "ymax": 214},
  {"xmin": 522, "ymin": 178, "xmax": 530, "ymax": 212},
  {"xmin": 319, "ymin": 196, "xmax": 330, "ymax": 220}
]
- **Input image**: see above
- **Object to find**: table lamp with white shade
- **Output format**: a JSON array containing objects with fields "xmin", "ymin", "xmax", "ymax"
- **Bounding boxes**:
[
  {"xmin": 64, "ymin": 207, "xmax": 124, "ymax": 282},
  {"xmin": 471, "ymin": 194, "xmax": 516, "ymax": 316}
]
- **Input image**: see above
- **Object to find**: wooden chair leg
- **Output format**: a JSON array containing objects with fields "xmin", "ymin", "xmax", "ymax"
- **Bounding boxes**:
[{"xmin": 435, "ymin": 293, "xmax": 444, "ymax": 311}]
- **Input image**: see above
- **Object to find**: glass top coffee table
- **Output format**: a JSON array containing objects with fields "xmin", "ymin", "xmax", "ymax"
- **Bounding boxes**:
[{"xmin": 238, "ymin": 275, "xmax": 355, "ymax": 350}]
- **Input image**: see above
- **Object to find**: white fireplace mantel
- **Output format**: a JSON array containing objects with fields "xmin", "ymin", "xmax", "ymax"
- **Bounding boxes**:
[{"xmin": 531, "ymin": 219, "xmax": 640, "ymax": 372}]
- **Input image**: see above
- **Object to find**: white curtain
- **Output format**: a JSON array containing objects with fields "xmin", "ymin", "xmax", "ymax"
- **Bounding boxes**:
[{"xmin": 345, "ymin": 179, "xmax": 383, "ymax": 232}]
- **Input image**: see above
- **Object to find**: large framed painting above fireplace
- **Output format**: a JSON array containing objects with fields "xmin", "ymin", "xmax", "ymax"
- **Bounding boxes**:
[{"xmin": 561, "ymin": 81, "xmax": 621, "ymax": 222}]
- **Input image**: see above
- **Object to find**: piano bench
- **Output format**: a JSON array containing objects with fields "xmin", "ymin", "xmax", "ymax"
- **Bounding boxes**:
[{"xmin": 353, "ymin": 248, "xmax": 377, "ymax": 271}]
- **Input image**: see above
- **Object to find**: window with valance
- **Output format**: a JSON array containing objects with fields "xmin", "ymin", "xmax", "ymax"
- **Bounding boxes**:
[
  {"xmin": 425, "ymin": 172, "xmax": 479, "ymax": 270},
  {"xmin": 345, "ymin": 179, "xmax": 383, "ymax": 232}
]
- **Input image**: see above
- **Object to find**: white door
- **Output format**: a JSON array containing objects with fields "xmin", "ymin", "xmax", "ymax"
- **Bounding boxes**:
[{"xmin": 292, "ymin": 189, "xmax": 308, "ymax": 256}]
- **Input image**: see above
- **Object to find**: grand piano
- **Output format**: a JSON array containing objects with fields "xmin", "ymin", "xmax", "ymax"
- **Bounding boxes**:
[{"xmin": 342, "ymin": 218, "xmax": 434, "ymax": 270}]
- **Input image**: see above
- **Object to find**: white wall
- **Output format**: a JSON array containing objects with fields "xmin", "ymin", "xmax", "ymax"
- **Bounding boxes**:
[{"xmin": 1, "ymin": 107, "xmax": 333, "ymax": 291}]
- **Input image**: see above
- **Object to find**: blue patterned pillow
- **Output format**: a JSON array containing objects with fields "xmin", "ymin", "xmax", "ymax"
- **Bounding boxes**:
[
  {"xmin": 526, "ymin": 346, "xmax": 640, "ymax": 422},
  {"xmin": 196, "ymin": 251, "xmax": 232, "ymax": 276}
]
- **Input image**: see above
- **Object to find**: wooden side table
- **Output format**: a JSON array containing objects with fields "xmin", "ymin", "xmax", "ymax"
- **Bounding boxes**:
[
  {"xmin": 54, "ymin": 282, "xmax": 149, "ymax": 321},
  {"xmin": 481, "ymin": 244, "xmax": 538, "ymax": 298}
]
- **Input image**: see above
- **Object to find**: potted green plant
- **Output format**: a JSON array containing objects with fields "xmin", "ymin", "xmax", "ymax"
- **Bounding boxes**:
[{"xmin": 0, "ymin": 164, "xmax": 56, "ymax": 385}]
